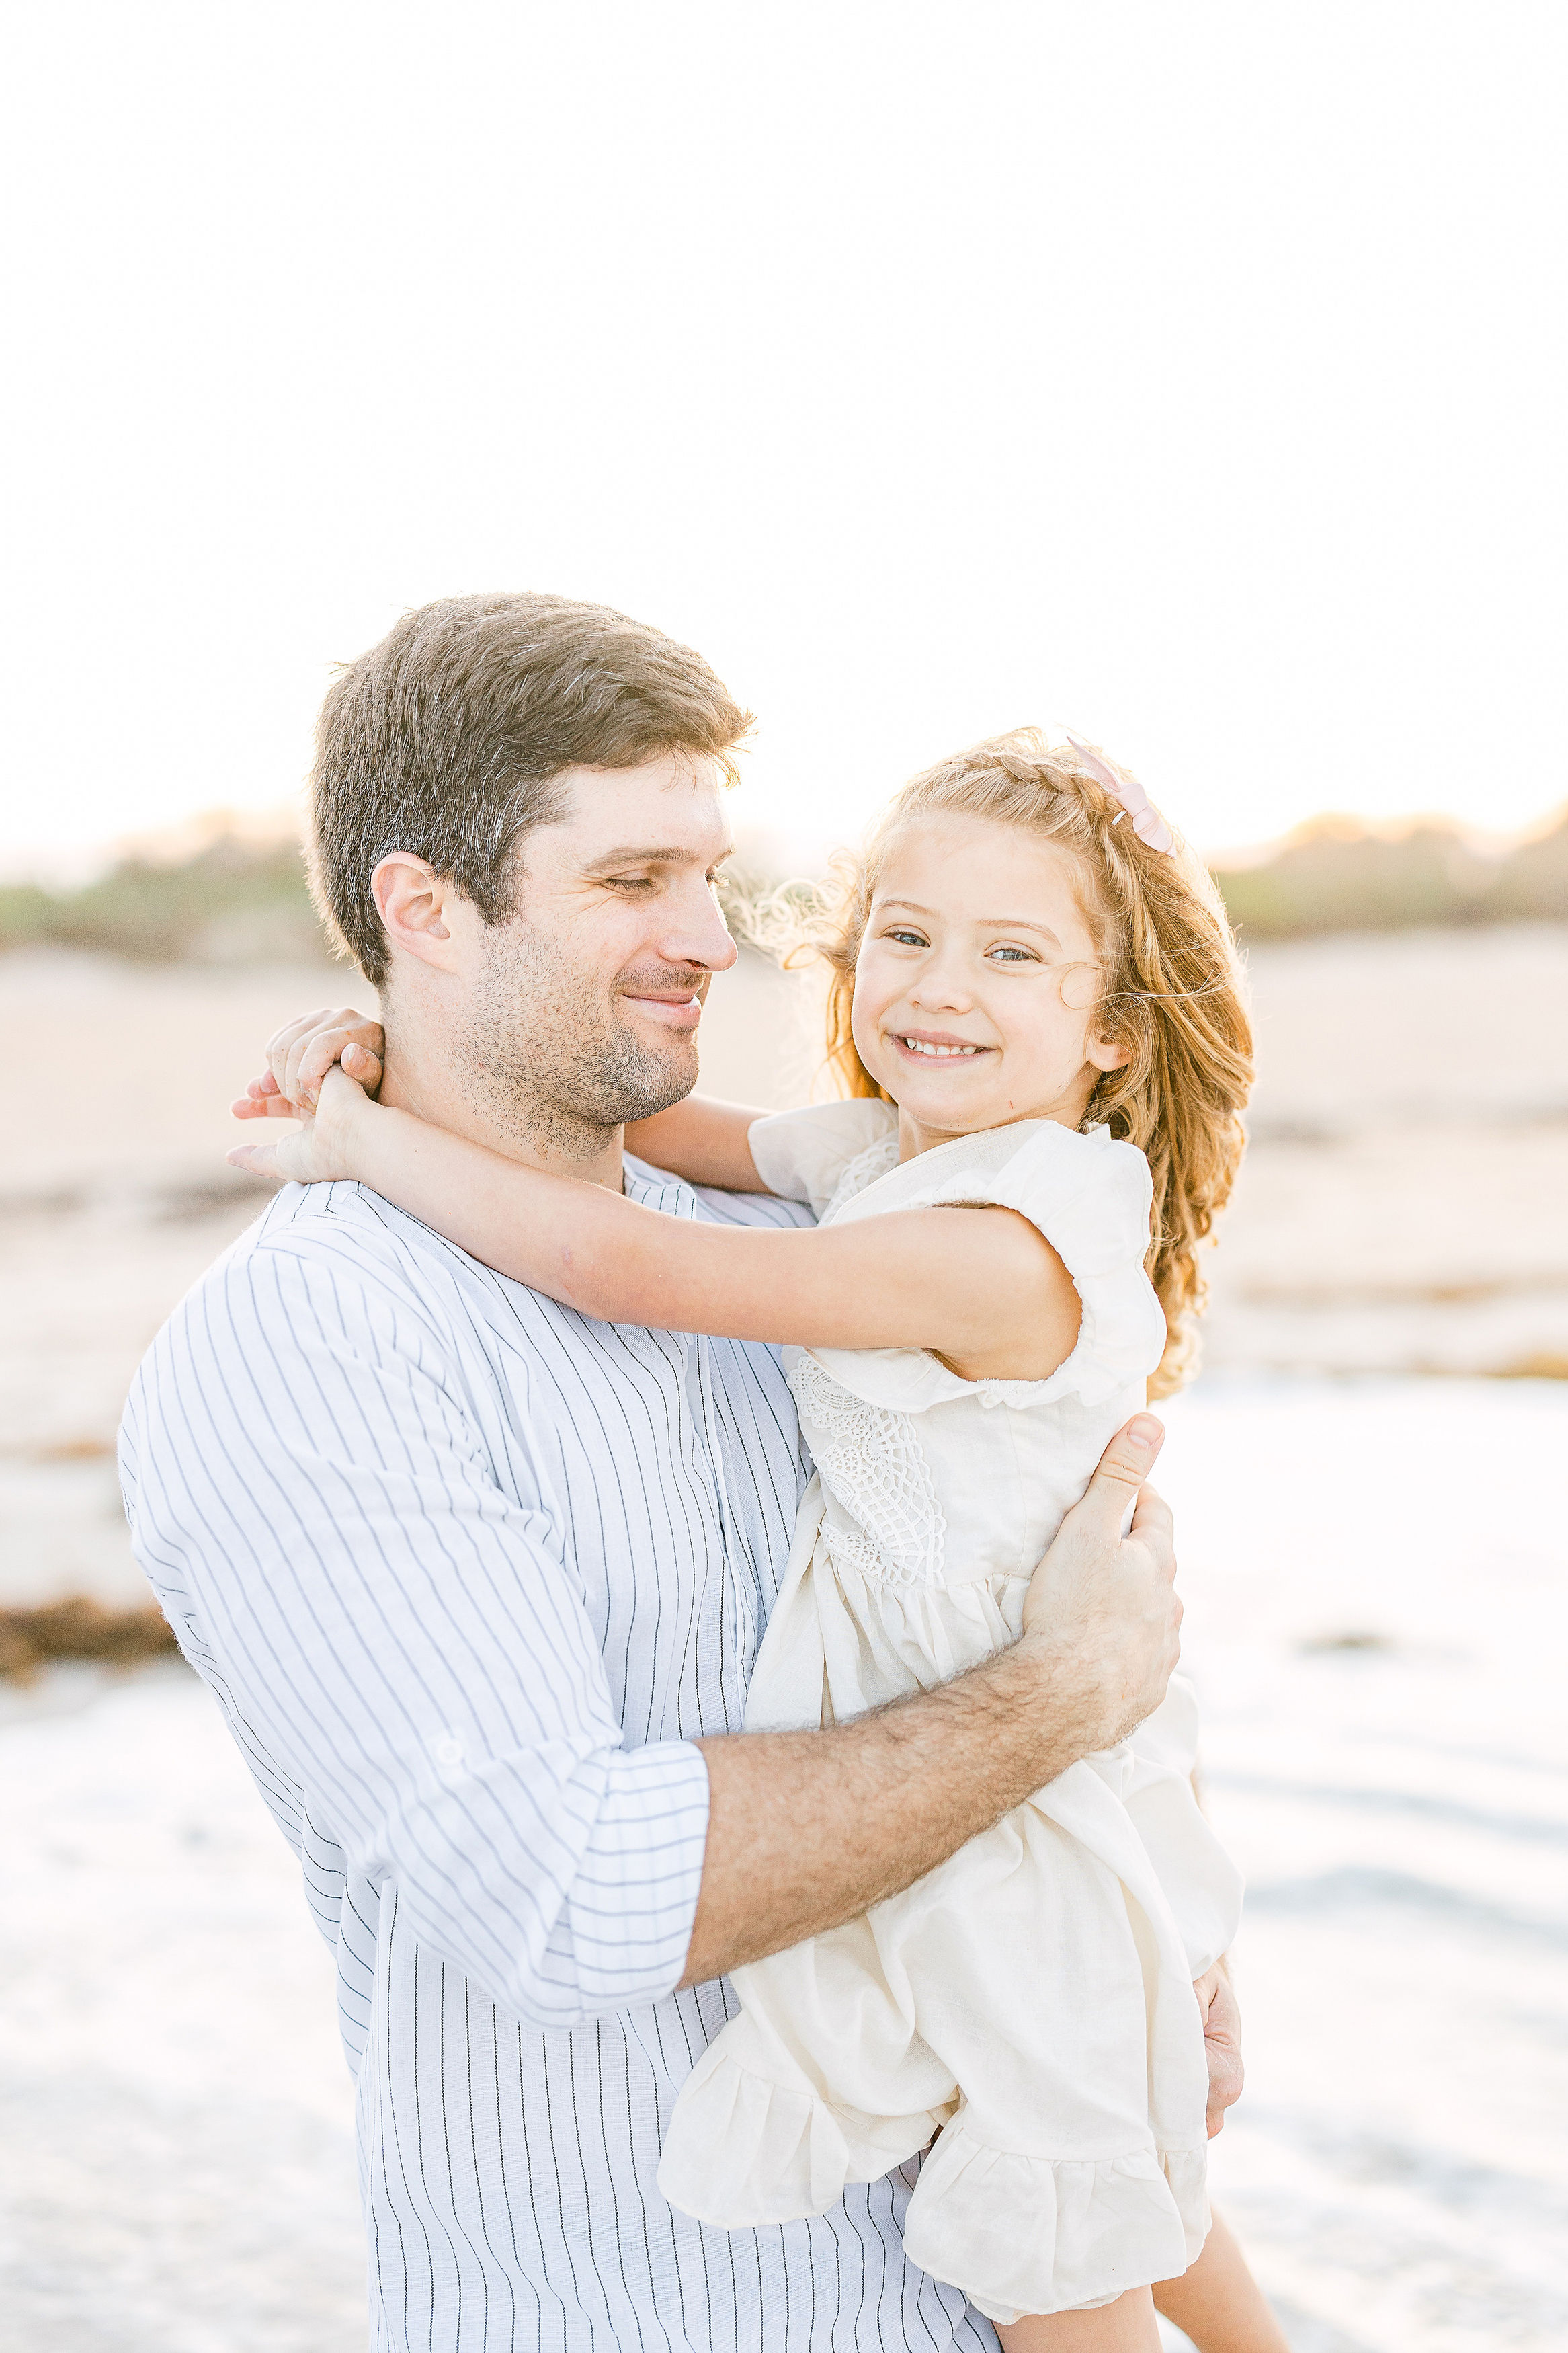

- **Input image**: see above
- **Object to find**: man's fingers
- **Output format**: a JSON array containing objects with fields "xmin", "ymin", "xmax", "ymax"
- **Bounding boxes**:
[
  {"xmin": 1200, "ymin": 1972, "xmax": 1245, "ymax": 2138},
  {"xmin": 1072, "ymin": 1414, "xmax": 1165, "ymax": 1531},
  {"xmin": 1128, "ymin": 1482, "xmax": 1175, "ymax": 1582}
]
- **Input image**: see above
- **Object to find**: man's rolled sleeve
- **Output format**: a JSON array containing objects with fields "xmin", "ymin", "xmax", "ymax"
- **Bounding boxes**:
[
  {"xmin": 537, "ymin": 1737, "xmax": 711, "ymax": 2009},
  {"xmin": 120, "ymin": 1235, "xmax": 713, "ymax": 2029}
]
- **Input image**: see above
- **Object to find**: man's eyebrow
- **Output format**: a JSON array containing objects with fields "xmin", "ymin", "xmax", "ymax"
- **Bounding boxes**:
[{"xmin": 583, "ymin": 843, "xmax": 735, "ymax": 873}]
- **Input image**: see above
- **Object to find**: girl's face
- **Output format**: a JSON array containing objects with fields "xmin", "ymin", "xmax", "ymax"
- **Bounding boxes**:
[{"xmin": 850, "ymin": 814, "xmax": 1129, "ymax": 1154}]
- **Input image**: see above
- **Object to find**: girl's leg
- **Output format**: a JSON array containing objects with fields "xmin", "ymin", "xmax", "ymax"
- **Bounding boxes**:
[
  {"xmin": 1150, "ymin": 2208, "xmax": 1291, "ymax": 2352},
  {"xmin": 996, "ymin": 2288, "xmax": 1162, "ymax": 2352}
]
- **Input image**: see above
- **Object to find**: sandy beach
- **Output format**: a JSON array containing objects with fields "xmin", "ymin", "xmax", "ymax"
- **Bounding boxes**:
[
  {"xmin": 5, "ymin": 920, "xmax": 1565, "ymax": 1604},
  {"xmin": 2, "ymin": 925, "xmax": 1566, "ymax": 2350}
]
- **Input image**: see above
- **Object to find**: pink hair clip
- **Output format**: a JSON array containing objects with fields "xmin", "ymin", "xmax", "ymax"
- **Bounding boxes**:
[{"xmin": 1063, "ymin": 730, "xmax": 1175, "ymax": 856}]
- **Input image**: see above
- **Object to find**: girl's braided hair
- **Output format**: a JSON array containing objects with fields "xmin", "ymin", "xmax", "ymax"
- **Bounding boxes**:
[{"xmin": 797, "ymin": 727, "xmax": 1253, "ymax": 1397}]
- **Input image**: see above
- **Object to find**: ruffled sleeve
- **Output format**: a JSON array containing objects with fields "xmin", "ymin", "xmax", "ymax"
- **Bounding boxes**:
[
  {"xmin": 747, "ymin": 1099, "xmax": 899, "ymax": 1220},
  {"xmin": 808, "ymin": 1119, "xmax": 1169, "ymax": 1414}
]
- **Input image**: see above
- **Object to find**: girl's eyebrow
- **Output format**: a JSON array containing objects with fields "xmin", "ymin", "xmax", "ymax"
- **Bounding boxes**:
[
  {"xmin": 878, "ymin": 897, "xmax": 1063, "ymax": 951},
  {"xmin": 981, "ymin": 916, "xmax": 1064, "ymax": 949}
]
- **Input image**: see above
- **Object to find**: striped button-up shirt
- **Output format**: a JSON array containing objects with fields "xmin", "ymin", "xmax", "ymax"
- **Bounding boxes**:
[{"xmin": 118, "ymin": 1164, "xmax": 999, "ymax": 2353}]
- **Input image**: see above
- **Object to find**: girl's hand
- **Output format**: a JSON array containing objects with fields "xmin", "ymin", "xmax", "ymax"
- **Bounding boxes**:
[
  {"xmin": 228, "ymin": 1063, "xmax": 372, "ymax": 1187},
  {"xmin": 229, "ymin": 1005, "xmax": 385, "ymax": 1123}
]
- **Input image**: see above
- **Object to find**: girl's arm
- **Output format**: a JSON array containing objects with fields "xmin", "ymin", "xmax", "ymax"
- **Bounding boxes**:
[
  {"xmin": 623, "ymin": 1097, "xmax": 774, "ymax": 1191},
  {"xmin": 228, "ymin": 1006, "xmax": 776, "ymax": 1195},
  {"xmin": 230, "ymin": 1070, "xmax": 1083, "ymax": 1381}
]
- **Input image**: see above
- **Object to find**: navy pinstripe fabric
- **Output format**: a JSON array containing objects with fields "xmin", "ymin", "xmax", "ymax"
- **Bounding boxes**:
[{"xmin": 119, "ymin": 1162, "xmax": 999, "ymax": 2352}]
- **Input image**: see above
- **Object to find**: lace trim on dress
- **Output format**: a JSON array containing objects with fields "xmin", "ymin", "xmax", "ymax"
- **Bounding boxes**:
[
  {"xmin": 819, "ymin": 1133, "xmax": 901, "ymax": 1226},
  {"xmin": 789, "ymin": 1354, "xmax": 947, "ymax": 1587}
]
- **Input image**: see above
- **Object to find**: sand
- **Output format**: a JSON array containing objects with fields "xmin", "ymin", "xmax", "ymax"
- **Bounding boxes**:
[
  {"xmin": 3, "ymin": 924, "xmax": 1565, "ymax": 1608},
  {"xmin": 3, "ymin": 1378, "xmax": 1565, "ymax": 2352}
]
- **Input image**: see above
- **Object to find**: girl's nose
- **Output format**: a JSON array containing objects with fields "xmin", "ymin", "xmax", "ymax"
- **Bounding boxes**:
[{"xmin": 910, "ymin": 963, "xmax": 972, "ymax": 1013}]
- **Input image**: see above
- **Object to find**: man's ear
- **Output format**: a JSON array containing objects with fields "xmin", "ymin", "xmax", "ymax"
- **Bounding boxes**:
[{"xmin": 372, "ymin": 854, "xmax": 462, "ymax": 973}]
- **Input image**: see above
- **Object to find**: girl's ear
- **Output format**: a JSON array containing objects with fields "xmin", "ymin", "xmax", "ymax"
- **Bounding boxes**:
[{"xmin": 1087, "ymin": 1032, "xmax": 1130, "ymax": 1073}]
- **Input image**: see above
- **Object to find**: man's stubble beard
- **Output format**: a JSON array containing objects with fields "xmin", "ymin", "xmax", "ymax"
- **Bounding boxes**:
[{"xmin": 456, "ymin": 917, "xmax": 700, "ymax": 1164}]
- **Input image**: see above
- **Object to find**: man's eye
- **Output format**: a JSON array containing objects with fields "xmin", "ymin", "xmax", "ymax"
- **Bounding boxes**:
[{"xmin": 604, "ymin": 875, "xmax": 654, "ymax": 892}]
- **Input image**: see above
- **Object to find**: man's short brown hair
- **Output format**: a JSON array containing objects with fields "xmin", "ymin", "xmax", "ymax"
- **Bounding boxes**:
[{"xmin": 309, "ymin": 592, "xmax": 753, "ymax": 982}]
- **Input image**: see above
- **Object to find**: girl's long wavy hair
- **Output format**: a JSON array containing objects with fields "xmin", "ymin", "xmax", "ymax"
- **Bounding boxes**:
[{"xmin": 781, "ymin": 727, "xmax": 1253, "ymax": 1397}]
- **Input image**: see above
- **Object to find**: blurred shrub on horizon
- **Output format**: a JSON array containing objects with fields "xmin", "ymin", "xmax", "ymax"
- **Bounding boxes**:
[
  {"xmin": 0, "ymin": 836, "xmax": 332, "ymax": 964},
  {"xmin": 2, "ymin": 808, "xmax": 1565, "ymax": 961},
  {"xmin": 1214, "ymin": 809, "xmax": 1568, "ymax": 938}
]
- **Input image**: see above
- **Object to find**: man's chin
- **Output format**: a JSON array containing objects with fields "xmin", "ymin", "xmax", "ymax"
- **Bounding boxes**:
[{"xmin": 614, "ymin": 1021, "xmax": 700, "ymax": 1121}]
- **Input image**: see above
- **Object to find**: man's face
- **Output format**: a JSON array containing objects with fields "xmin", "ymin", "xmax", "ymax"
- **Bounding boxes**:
[{"xmin": 454, "ymin": 753, "xmax": 739, "ymax": 1155}]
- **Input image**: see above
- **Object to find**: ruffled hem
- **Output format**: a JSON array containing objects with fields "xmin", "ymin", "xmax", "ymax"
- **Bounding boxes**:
[
  {"xmin": 657, "ymin": 2040, "xmax": 949, "ymax": 2228},
  {"xmin": 902, "ymin": 2122, "xmax": 1210, "ymax": 2323}
]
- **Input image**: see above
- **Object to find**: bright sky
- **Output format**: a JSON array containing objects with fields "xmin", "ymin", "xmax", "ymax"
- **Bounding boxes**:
[{"xmin": 4, "ymin": 3, "xmax": 1564, "ymax": 879}]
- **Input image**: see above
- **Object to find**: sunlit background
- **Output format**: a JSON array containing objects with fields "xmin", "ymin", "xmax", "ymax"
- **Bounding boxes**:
[
  {"xmin": 3, "ymin": 2, "xmax": 1565, "ymax": 878},
  {"xmin": 2, "ymin": 9, "xmax": 1566, "ymax": 2353}
]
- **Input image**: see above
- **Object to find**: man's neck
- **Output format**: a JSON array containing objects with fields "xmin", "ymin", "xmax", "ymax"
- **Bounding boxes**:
[{"xmin": 378, "ymin": 1033, "xmax": 625, "ymax": 1192}]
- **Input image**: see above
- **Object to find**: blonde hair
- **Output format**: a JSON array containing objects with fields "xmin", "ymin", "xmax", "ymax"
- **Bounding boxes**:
[{"xmin": 800, "ymin": 727, "xmax": 1253, "ymax": 1397}]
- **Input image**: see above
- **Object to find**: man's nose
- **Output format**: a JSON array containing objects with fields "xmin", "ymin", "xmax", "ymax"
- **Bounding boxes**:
[{"xmin": 660, "ymin": 878, "xmax": 739, "ymax": 975}]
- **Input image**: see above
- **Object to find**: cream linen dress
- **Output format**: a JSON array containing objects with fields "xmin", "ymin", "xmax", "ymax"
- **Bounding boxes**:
[{"xmin": 655, "ymin": 1102, "xmax": 1245, "ymax": 2325}]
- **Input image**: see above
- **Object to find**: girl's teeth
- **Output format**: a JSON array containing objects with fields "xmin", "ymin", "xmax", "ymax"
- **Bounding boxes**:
[{"xmin": 903, "ymin": 1039, "xmax": 978, "ymax": 1057}]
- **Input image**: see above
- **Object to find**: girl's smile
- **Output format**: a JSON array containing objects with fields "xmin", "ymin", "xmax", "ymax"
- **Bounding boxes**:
[{"xmin": 891, "ymin": 1028, "xmax": 989, "ymax": 1062}]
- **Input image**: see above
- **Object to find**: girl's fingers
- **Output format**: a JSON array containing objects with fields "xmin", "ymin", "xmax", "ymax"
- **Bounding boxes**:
[
  {"xmin": 230, "ymin": 1089, "xmax": 304, "ymax": 1120},
  {"xmin": 341, "ymin": 1041, "xmax": 384, "ymax": 1089},
  {"xmin": 226, "ymin": 1142, "xmax": 284, "ymax": 1181},
  {"xmin": 229, "ymin": 1073, "xmax": 280, "ymax": 1117},
  {"xmin": 265, "ymin": 1009, "xmax": 334, "ymax": 1088},
  {"xmin": 280, "ymin": 1009, "xmax": 383, "ymax": 1108}
]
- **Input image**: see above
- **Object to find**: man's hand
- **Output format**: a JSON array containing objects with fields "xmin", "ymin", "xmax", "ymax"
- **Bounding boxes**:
[
  {"xmin": 684, "ymin": 1415, "xmax": 1184, "ymax": 1984},
  {"xmin": 230, "ymin": 1006, "xmax": 386, "ymax": 1122},
  {"xmin": 1194, "ymin": 1963, "xmax": 1243, "ymax": 2137},
  {"xmin": 1020, "ymin": 1412, "xmax": 1181, "ymax": 1753}
]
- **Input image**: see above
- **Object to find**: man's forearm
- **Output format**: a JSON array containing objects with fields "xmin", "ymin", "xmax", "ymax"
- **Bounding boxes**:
[
  {"xmin": 678, "ymin": 1415, "xmax": 1179, "ymax": 1989},
  {"xmin": 679, "ymin": 1638, "xmax": 1101, "ymax": 1987}
]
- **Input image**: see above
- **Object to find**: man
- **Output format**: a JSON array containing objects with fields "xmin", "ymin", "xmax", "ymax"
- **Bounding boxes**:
[{"xmin": 120, "ymin": 593, "xmax": 1223, "ymax": 2352}]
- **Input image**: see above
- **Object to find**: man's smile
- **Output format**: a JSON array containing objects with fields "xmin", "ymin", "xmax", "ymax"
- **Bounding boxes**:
[{"xmin": 620, "ymin": 988, "xmax": 705, "ymax": 1029}]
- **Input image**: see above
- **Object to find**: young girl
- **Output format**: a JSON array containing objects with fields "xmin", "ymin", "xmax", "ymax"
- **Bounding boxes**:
[{"xmin": 233, "ymin": 730, "xmax": 1282, "ymax": 2351}]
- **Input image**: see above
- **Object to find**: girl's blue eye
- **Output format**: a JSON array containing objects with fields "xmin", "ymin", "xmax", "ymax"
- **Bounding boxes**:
[
  {"xmin": 988, "ymin": 945, "xmax": 1033, "ymax": 963},
  {"xmin": 887, "ymin": 929, "xmax": 927, "ymax": 947}
]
